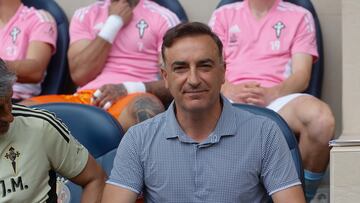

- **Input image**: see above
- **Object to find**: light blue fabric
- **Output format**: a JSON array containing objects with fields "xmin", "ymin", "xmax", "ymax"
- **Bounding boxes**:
[{"xmin": 108, "ymin": 96, "xmax": 301, "ymax": 202}]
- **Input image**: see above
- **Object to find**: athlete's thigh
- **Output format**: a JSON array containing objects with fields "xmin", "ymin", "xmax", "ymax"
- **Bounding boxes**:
[{"xmin": 277, "ymin": 95, "xmax": 321, "ymax": 134}]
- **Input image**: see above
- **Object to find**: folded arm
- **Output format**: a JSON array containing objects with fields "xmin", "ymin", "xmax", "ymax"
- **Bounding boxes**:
[{"xmin": 222, "ymin": 53, "xmax": 313, "ymax": 106}]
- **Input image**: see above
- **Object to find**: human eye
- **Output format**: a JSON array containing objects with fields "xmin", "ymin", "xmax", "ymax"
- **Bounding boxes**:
[
  {"xmin": 172, "ymin": 65, "xmax": 188, "ymax": 73},
  {"xmin": 198, "ymin": 62, "xmax": 214, "ymax": 71}
]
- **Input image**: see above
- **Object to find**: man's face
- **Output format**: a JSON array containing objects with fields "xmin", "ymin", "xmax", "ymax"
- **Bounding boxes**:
[
  {"xmin": 161, "ymin": 35, "xmax": 225, "ymax": 113},
  {"xmin": 0, "ymin": 93, "xmax": 14, "ymax": 136}
]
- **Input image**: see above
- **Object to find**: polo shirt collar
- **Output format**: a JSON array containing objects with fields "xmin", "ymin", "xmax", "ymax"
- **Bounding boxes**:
[{"xmin": 164, "ymin": 95, "xmax": 238, "ymax": 143}]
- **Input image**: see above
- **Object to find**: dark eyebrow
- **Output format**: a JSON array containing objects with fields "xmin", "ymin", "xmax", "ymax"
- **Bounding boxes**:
[
  {"xmin": 197, "ymin": 58, "xmax": 215, "ymax": 65},
  {"xmin": 171, "ymin": 61, "xmax": 188, "ymax": 67}
]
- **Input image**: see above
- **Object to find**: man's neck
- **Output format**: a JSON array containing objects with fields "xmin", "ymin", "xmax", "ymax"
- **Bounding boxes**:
[
  {"xmin": 248, "ymin": 0, "xmax": 277, "ymax": 20},
  {"xmin": 129, "ymin": 0, "xmax": 140, "ymax": 8},
  {"xmin": 175, "ymin": 101, "xmax": 222, "ymax": 143},
  {"xmin": 0, "ymin": 0, "xmax": 21, "ymax": 27}
]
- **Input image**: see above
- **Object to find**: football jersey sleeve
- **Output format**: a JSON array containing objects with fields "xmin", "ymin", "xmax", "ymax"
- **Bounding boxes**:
[
  {"xmin": 69, "ymin": 7, "xmax": 95, "ymax": 44},
  {"xmin": 155, "ymin": 10, "xmax": 180, "ymax": 52},
  {"xmin": 209, "ymin": 8, "xmax": 228, "ymax": 48},
  {"xmin": 291, "ymin": 11, "xmax": 318, "ymax": 61},
  {"xmin": 28, "ymin": 10, "xmax": 57, "ymax": 52},
  {"xmin": 42, "ymin": 115, "xmax": 89, "ymax": 179}
]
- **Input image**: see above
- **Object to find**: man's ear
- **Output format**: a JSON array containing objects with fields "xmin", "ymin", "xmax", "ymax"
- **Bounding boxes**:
[{"xmin": 160, "ymin": 68, "xmax": 169, "ymax": 88}]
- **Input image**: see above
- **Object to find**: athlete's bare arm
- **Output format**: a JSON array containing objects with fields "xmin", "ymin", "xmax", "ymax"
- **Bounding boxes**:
[
  {"xmin": 5, "ymin": 41, "xmax": 52, "ymax": 83},
  {"xmin": 221, "ymin": 53, "xmax": 313, "ymax": 106},
  {"xmin": 244, "ymin": 53, "xmax": 313, "ymax": 106},
  {"xmin": 68, "ymin": 0, "xmax": 133, "ymax": 86},
  {"xmin": 70, "ymin": 154, "xmax": 107, "ymax": 203},
  {"xmin": 92, "ymin": 54, "xmax": 172, "ymax": 108}
]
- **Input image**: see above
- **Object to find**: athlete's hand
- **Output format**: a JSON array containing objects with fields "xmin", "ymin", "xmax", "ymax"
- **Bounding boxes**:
[
  {"xmin": 245, "ymin": 86, "xmax": 280, "ymax": 107},
  {"xmin": 91, "ymin": 84, "xmax": 128, "ymax": 109},
  {"xmin": 221, "ymin": 81, "xmax": 261, "ymax": 103},
  {"xmin": 109, "ymin": 0, "xmax": 133, "ymax": 25}
]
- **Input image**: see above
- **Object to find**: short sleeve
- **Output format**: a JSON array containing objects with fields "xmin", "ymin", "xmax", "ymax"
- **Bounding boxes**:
[
  {"xmin": 156, "ymin": 10, "xmax": 181, "ymax": 52},
  {"xmin": 291, "ymin": 11, "xmax": 318, "ymax": 61},
  {"xmin": 107, "ymin": 128, "xmax": 143, "ymax": 194},
  {"xmin": 69, "ymin": 7, "xmax": 94, "ymax": 44},
  {"xmin": 208, "ymin": 8, "xmax": 228, "ymax": 48},
  {"xmin": 260, "ymin": 120, "xmax": 301, "ymax": 195},
  {"xmin": 42, "ymin": 116, "xmax": 88, "ymax": 179},
  {"xmin": 29, "ymin": 10, "xmax": 57, "ymax": 52}
]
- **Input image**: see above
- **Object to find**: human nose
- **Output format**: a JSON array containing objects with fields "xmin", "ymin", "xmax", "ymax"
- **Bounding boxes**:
[{"xmin": 187, "ymin": 66, "xmax": 201, "ymax": 87}]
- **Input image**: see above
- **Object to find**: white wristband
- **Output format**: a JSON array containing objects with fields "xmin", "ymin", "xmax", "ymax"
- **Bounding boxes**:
[
  {"xmin": 123, "ymin": 82, "xmax": 146, "ymax": 94},
  {"xmin": 98, "ymin": 15, "xmax": 123, "ymax": 44}
]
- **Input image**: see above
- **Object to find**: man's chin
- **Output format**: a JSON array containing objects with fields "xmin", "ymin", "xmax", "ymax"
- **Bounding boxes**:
[{"xmin": 183, "ymin": 101, "xmax": 209, "ymax": 112}]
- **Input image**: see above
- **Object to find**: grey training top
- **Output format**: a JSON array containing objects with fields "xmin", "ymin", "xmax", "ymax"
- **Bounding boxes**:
[{"xmin": 108, "ymin": 97, "xmax": 301, "ymax": 203}]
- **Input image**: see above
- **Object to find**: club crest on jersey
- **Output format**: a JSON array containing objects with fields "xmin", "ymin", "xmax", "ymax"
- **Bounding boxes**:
[
  {"xmin": 10, "ymin": 27, "xmax": 21, "ymax": 44},
  {"xmin": 4, "ymin": 146, "xmax": 20, "ymax": 174},
  {"xmin": 136, "ymin": 19, "xmax": 148, "ymax": 39},
  {"xmin": 273, "ymin": 21, "xmax": 285, "ymax": 39}
]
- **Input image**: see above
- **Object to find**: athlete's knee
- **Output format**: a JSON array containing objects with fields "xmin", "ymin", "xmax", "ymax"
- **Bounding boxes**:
[
  {"xmin": 316, "ymin": 103, "xmax": 335, "ymax": 141},
  {"xmin": 128, "ymin": 93, "xmax": 165, "ymax": 123},
  {"xmin": 307, "ymin": 101, "xmax": 335, "ymax": 145}
]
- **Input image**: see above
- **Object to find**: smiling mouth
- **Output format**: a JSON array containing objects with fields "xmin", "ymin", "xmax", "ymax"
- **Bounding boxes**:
[
  {"xmin": 185, "ymin": 91, "xmax": 206, "ymax": 95},
  {"xmin": 184, "ymin": 90, "xmax": 208, "ymax": 98},
  {"xmin": 184, "ymin": 89, "xmax": 207, "ymax": 93}
]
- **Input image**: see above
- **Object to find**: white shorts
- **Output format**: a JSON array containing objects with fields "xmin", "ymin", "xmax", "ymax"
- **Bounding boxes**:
[{"xmin": 266, "ymin": 93, "xmax": 306, "ymax": 112}]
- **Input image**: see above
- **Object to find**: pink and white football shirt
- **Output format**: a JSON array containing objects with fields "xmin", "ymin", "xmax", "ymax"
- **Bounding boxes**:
[
  {"xmin": 209, "ymin": 0, "xmax": 318, "ymax": 87},
  {"xmin": 0, "ymin": 4, "xmax": 57, "ymax": 99},
  {"xmin": 70, "ymin": 0, "xmax": 180, "ymax": 91}
]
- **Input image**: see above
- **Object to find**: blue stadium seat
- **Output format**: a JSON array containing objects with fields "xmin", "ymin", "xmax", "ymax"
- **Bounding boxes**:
[
  {"xmin": 153, "ymin": 0, "xmax": 188, "ymax": 22},
  {"xmin": 217, "ymin": 0, "xmax": 324, "ymax": 98},
  {"xmin": 31, "ymin": 103, "xmax": 124, "ymax": 203},
  {"xmin": 232, "ymin": 103, "xmax": 304, "ymax": 202},
  {"xmin": 22, "ymin": 0, "xmax": 75, "ymax": 95}
]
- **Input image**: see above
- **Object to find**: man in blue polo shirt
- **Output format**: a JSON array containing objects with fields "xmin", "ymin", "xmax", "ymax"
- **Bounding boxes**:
[{"xmin": 101, "ymin": 22, "xmax": 305, "ymax": 203}]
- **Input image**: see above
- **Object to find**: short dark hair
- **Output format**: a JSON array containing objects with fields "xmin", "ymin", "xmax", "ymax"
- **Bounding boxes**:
[
  {"xmin": 161, "ymin": 22, "xmax": 224, "ymax": 67},
  {"xmin": 0, "ymin": 58, "xmax": 16, "ymax": 97}
]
